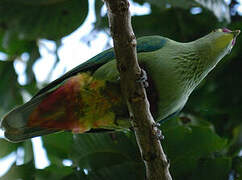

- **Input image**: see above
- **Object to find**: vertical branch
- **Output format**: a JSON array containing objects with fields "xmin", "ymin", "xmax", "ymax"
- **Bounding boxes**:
[{"xmin": 103, "ymin": 0, "xmax": 172, "ymax": 179}]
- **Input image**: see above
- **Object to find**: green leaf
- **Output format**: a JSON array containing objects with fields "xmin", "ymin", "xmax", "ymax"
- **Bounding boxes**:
[
  {"xmin": 71, "ymin": 132, "xmax": 145, "ymax": 179},
  {"xmin": 192, "ymin": 157, "xmax": 232, "ymax": 180},
  {"xmin": 0, "ymin": 0, "xmax": 88, "ymax": 41},
  {"xmin": 0, "ymin": 161, "xmax": 35, "ymax": 180},
  {"xmin": 42, "ymin": 132, "xmax": 74, "ymax": 166},
  {"xmin": 163, "ymin": 125, "xmax": 227, "ymax": 159},
  {"xmin": 35, "ymin": 165, "xmax": 74, "ymax": 180},
  {"xmin": 86, "ymin": 161, "xmax": 145, "ymax": 180},
  {"xmin": 162, "ymin": 123, "xmax": 228, "ymax": 179},
  {"xmin": 0, "ymin": 138, "xmax": 19, "ymax": 158}
]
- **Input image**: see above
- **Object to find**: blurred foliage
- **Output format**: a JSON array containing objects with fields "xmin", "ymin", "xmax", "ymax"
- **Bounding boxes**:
[
  {"xmin": 0, "ymin": 0, "xmax": 88, "ymax": 41},
  {"xmin": 0, "ymin": 0, "xmax": 242, "ymax": 179}
]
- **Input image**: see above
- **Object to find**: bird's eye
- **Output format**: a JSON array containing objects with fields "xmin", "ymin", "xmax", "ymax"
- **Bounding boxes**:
[
  {"xmin": 212, "ymin": 28, "xmax": 223, "ymax": 33},
  {"xmin": 212, "ymin": 28, "xmax": 225, "ymax": 32}
]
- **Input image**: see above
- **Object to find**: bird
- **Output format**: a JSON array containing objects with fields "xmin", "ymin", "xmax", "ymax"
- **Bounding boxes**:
[{"xmin": 0, "ymin": 28, "xmax": 240, "ymax": 142}]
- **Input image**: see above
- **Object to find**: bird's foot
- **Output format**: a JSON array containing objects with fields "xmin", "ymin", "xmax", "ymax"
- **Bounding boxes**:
[
  {"xmin": 156, "ymin": 129, "xmax": 164, "ymax": 140},
  {"xmin": 153, "ymin": 122, "xmax": 164, "ymax": 140},
  {"xmin": 154, "ymin": 122, "xmax": 161, "ymax": 127},
  {"xmin": 137, "ymin": 69, "xmax": 149, "ymax": 88}
]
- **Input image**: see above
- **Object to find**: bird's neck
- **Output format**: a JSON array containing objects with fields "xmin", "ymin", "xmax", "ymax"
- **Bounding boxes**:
[
  {"xmin": 173, "ymin": 41, "xmax": 219, "ymax": 94},
  {"xmin": 173, "ymin": 49, "xmax": 205, "ymax": 94}
]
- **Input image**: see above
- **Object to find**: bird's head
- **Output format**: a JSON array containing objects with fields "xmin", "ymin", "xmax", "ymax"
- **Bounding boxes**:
[
  {"xmin": 181, "ymin": 28, "xmax": 240, "ymax": 91},
  {"xmin": 209, "ymin": 28, "xmax": 240, "ymax": 57},
  {"xmin": 193, "ymin": 28, "xmax": 240, "ymax": 73}
]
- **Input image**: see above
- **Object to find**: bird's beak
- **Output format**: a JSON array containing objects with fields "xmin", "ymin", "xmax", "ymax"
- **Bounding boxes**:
[
  {"xmin": 231, "ymin": 30, "xmax": 240, "ymax": 46},
  {"xmin": 232, "ymin": 30, "xmax": 240, "ymax": 38},
  {"xmin": 222, "ymin": 28, "xmax": 240, "ymax": 38}
]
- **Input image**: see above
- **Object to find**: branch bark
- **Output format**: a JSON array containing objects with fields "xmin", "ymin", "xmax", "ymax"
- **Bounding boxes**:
[{"xmin": 103, "ymin": 0, "xmax": 172, "ymax": 179}]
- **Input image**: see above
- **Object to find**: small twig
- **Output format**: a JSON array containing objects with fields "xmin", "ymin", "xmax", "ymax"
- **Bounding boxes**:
[{"xmin": 103, "ymin": 0, "xmax": 172, "ymax": 179}]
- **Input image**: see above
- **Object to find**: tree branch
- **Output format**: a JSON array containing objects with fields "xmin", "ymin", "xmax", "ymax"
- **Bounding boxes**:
[{"xmin": 103, "ymin": 0, "xmax": 172, "ymax": 179}]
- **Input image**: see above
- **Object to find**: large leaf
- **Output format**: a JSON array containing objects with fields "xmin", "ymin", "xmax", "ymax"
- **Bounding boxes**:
[
  {"xmin": 0, "ymin": 0, "xmax": 88, "ymax": 41},
  {"xmin": 163, "ymin": 125, "xmax": 227, "ymax": 159},
  {"xmin": 0, "ymin": 161, "xmax": 35, "ymax": 180},
  {"xmin": 161, "ymin": 117, "xmax": 229, "ymax": 179},
  {"xmin": 35, "ymin": 165, "xmax": 74, "ymax": 180},
  {"xmin": 191, "ymin": 157, "xmax": 232, "ymax": 180},
  {"xmin": 71, "ymin": 132, "xmax": 145, "ymax": 179},
  {"xmin": 42, "ymin": 132, "xmax": 74, "ymax": 166},
  {"xmin": 84, "ymin": 161, "xmax": 145, "ymax": 180}
]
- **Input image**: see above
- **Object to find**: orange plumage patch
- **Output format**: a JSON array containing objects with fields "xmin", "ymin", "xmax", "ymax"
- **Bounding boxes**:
[{"xmin": 28, "ymin": 73, "xmax": 123, "ymax": 133}]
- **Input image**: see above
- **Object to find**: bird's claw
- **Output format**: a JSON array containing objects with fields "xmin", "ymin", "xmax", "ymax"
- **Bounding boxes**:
[
  {"xmin": 153, "ymin": 122, "xmax": 164, "ymax": 140},
  {"xmin": 154, "ymin": 122, "xmax": 161, "ymax": 127},
  {"xmin": 137, "ymin": 69, "xmax": 149, "ymax": 88},
  {"xmin": 156, "ymin": 129, "xmax": 164, "ymax": 140}
]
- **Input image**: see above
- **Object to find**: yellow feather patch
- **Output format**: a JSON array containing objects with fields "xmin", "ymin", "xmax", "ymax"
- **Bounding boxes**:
[{"xmin": 28, "ymin": 72, "xmax": 125, "ymax": 133}]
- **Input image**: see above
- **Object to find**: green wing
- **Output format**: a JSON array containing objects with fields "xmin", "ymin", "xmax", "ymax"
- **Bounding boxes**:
[{"xmin": 33, "ymin": 36, "xmax": 167, "ymax": 98}]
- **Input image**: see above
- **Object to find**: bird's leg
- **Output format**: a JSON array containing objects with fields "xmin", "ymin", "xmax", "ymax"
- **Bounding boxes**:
[{"xmin": 136, "ymin": 69, "xmax": 149, "ymax": 88}]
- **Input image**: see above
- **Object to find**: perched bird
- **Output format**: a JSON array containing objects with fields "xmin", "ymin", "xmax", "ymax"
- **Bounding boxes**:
[{"xmin": 1, "ymin": 28, "xmax": 240, "ymax": 142}]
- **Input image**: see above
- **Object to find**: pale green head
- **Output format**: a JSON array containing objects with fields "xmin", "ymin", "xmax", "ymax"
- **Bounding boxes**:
[
  {"xmin": 193, "ymin": 28, "xmax": 240, "ymax": 77},
  {"xmin": 176, "ymin": 28, "xmax": 240, "ymax": 94},
  {"xmin": 208, "ymin": 28, "xmax": 240, "ymax": 57}
]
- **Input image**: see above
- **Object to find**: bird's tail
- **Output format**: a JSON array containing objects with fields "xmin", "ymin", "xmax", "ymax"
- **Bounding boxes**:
[{"xmin": 1, "ymin": 93, "xmax": 60, "ymax": 143}]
